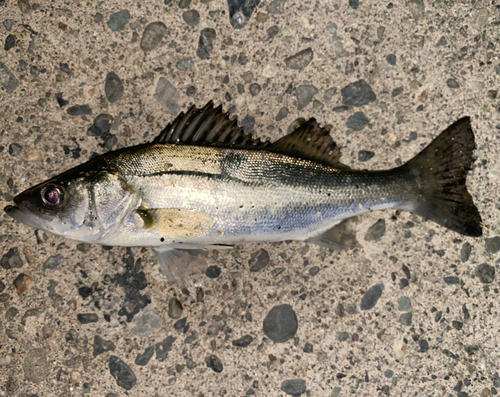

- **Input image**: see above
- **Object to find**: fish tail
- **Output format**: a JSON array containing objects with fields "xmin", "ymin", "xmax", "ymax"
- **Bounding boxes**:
[{"xmin": 400, "ymin": 117, "xmax": 482, "ymax": 237}]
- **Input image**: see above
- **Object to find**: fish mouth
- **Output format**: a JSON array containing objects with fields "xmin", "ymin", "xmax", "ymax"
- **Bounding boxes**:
[{"xmin": 4, "ymin": 204, "xmax": 45, "ymax": 229}]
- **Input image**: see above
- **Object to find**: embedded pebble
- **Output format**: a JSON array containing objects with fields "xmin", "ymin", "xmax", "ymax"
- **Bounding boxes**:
[
  {"xmin": 249, "ymin": 249, "xmax": 270, "ymax": 272},
  {"xmin": 360, "ymin": 283, "xmax": 384, "ymax": 311},
  {"xmin": 341, "ymin": 80, "xmax": 376, "ymax": 107},
  {"xmin": 475, "ymin": 263, "xmax": 495, "ymax": 283},
  {"xmin": 358, "ymin": 150, "xmax": 374, "ymax": 162},
  {"xmin": 67, "ymin": 105, "xmax": 92, "ymax": 116},
  {"xmin": 135, "ymin": 346, "xmax": 154, "ymax": 366},
  {"xmin": 206, "ymin": 265, "xmax": 221, "ymax": 278},
  {"xmin": 419, "ymin": 339, "xmax": 429, "ymax": 353},
  {"xmin": 109, "ymin": 355, "xmax": 137, "ymax": 390},
  {"xmin": 13, "ymin": 273, "xmax": 33, "ymax": 296},
  {"xmin": 0, "ymin": 62, "xmax": 19, "ymax": 93},
  {"xmin": 141, "ymin": 22, "xmax": 168, "ymax": 52},
  {"xmin": 182, "ymin": 10, "xmax": 200, "ymax": 26},
  {"xmin": 485, "ymin": 236, "xmax": 500, "ymax": 254},
  {"xmin": 399, "ymin": 312, "xmax": 412, "ymax": 326},
  {"xmin": 196, "ymin": 28, "xmax": 216, "ymax": 59},
  {"xmin": 276, "ymin": 107, "xmax": 289, "ymax": 121},
  {"xmin": 43, "ymin": 254, "xmax": 64, "ymax": 269},
  {"xmin": 174, "ymin": 317, "xmax": 187, "ymax": 330},
  {"xmin": 281, "ymin": 379, "xmax": 306, "ymax": 396},
  {"xmin": 263, "ymin": 304, "xmax": 298, "ymax": 343},
  {"xmin": 268, "ymin": 0, "xmax": 287, "ymax": 14},
  {"xmin": 168, "ymin": 297, "xmax": 183, "ymax": 319},
  {"xmin": 443, "ymin": 276, "xmax": 460, "ymax": 285},
  {"xmin": 386, "ymin": 54, "xmax": 397, "ymax": 65},
  {"xmin": 284, "ymin": 48, "xmax": 313, "ymax": 70},
  {"xmin": 249, "ymin": 83, "xmax": 261, "ymax": 96},
  {"xmin": 1, "ymin": 247, "xmax": 24, "ymax": 269},
  {"xmin": 446, "ymin": 78, "xmax": 460, "ymax": 89},
  {"xmin": 346, "ymin": 111, "xmax": 369, "ymax": 131},
  {"xmin": 6, "ymin": 307, "xmax": 19, "ymax": 321},
  {"xmin": 9, "ymin": 143, "xmax": 22, "ymax": 157},
  {"xmin": 5, "ymin": 34, "xmax": 16, "ymax": 51},
  {"xmin": 364, "ymin": 219, "xmax": 386, "ymax": 241},
  {"xmin": 0, "ymin": 281, "xmax": 5, "ymax": 293},
  {"xmin": 155, "ymin": 336, "xmax": 175, "ymax": 361},
  {"xmin": 153, "ymin": 78, "xmax": 181, "ymax": 115},
  {"xmin": 105, "ymin": 71, "xmax": 124, "ymax": 103},
  {"xmin": 176, "ymin": 58, "xmax": 194, "ymax": 71},
  {"xmin": 232, "ymin": 334, "xmax": 253, "ymax": 347},
  {"xmin": 130, "ymin": 307, "xmax": 162, "ymax": 337},
  {"xmin": 93, "ymin": 335, "xmax": 116, "ymax": 357},
  {"xmin": 77, "ymin": 313, "xmax": 99, "ymax": 324},
  {"xmin": 397, "ymin": 296, "xmax": 411, "ymax": 311},
  {"xmin": 205, "ymin": 354, "xmax": 223, "ymax": 372},
  {"xmin": 107, "ymin": 10, "xmax": 131, "ymax": 32},
  {"xmin": 88, "ymin": 114, "xmax": 114, "ymax": 139},
  {"xmin": 227, "ymin": 0, "xmax": 260, "ymax": 29},
  {"xmin": 461, "ymin": 242, "xmax": 471, "ymax": 262},
  {"xmin": 296, "ymin": 85, "xmax": 318, "ymax": 110},
  {"xmin": 23, "ymin": 348, "xmax": 48, "ymax": 383}
]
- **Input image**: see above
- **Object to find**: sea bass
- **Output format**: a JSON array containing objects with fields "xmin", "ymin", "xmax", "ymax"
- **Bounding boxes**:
[{"xmin": 5, "ymin": 101, "xmax": 482, "ymax": 294}]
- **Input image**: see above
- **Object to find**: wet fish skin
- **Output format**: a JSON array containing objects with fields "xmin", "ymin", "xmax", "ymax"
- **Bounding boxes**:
[{"xmin": 4, "ymin": 101, "xmax": 482, "ymax": 292}]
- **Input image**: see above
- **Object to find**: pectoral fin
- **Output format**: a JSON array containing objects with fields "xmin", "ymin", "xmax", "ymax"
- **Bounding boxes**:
[{"xmin": 307, "ymin": 217, "xmax": 360, "ymax": 250}]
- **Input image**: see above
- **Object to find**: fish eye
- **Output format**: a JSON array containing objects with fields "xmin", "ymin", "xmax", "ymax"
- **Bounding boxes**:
[{"xmin": 41, "ymin": 184, "xmax": 65, "ymax": 208}]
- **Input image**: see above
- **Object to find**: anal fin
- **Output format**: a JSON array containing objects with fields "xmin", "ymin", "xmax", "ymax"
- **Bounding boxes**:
[{"xmin": 306, "ymin": 217, "xmax": 360, "ymax": 250}]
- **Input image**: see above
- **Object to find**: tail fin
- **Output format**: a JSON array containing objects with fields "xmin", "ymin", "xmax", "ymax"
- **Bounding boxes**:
[{"xmin": 401, "ymin": 117, "xmax": 482, "ymax": 237}]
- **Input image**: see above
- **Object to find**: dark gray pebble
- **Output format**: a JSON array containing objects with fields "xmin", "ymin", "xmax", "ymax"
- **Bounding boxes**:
[
  {"xmin": 6, "ymin": 307, "xmax": 19, "ymax": 321},
  {"xmin": 284, "ymin": 47, "xmax": 313, "ymax": 70},
  {"xmin": 241, "ymin": 115, "xmax": 255, "ymax": 133},
  {"xmin": 232, "ymin": 334, "xmax": 253, "ymax": 347},
  {"xmin": 392, "ymin": 86, "xmax": 404, "ymax": 97},
  {"xmin": 358, "ymin": 150, "xmax": 374, "ymax": 162},
  {"xmin": 281, "ymin": 379, "xmax": 306, "ymax": 396},
  {"xmin": 107, "ymin": 10, "xmax": 131, "ymax": 32},
  {"xmin": 346, "ymin": 111, "xmax": 369, "ymax": 131},
  {"xmin": 59, "ymin": 62, "xmax": 73, "ymax": 76},
  {"xmin": 360, "ymin": 283, "xmax": 384, "ymax": 311},
  {"xmin": 93, "ymin": 335, "xmax": 116, "ymax": 357},
  {"xmin": 105, "ymin": 71, "xmax": 124, "ymax": 103},
  {"xmin": 384, "ymin": 369, "xmax": 394, "ymax": 378},
  {"xmin": 341, "ymin": 79, "xmax": 376, "ymax": 107},
  {"xmin": 249, "ymin": 249, "xmax": 270, "ymax": 272},
  {"xmin": 176, "ymin": 58, "xmax": 194, "ymax": 71},
  {"xmin": 364, "ymin": 219, "xmax": 386, "ymax": 241},
  {"xmin": 153, "ymin": 78, "xmax": 180, "ymax": 115},
  {"xmin": 461, "ymin": 242, "xmax": 471, "ymax": 262},
  {"xmin": 94, "ymin": 13, "xmax": 104, "ymax": 23},
  {"xmin": 179, "ymin": 0, "xmax": 191, "ymax": 8},
  {"xmin": 227, "ymin": 0, "xmax": 260, "ymax": 29},
  {"xmin": 43, "ymin": 254, "xmax": 64, "ymax": 269},
  {"xmin": 205, "ymin": 354, "xmax": 223, "ymax": 372},
  {"xmin": 3, "ymin": 20, "xmax": 15, "ymax": 31},
  {"xmin": 268, "ymin": 0, "xmax": 287, "ymax": 14},
  {"xmin": 399, "ymin": 312, "xmax": 412, "ymax": 326},
  {"xmin": 249, "ymin": 83, "xmax": 261, "ymax": 97},
  {"xmin": 77, "ymin": 313, "xmax": 98, "ymax": 324},
  {"xmin": 397, "ymin": 296, "xmax": 411, "ymax": 311},
  {"xmin": 475, "ymin": 263, "xmax": 495, "ymax": 283},
  {"xmin": 418, "ymin": 339, "xmax": 429, "ymax": 353},
  {"xmin": 87, "ymin": 114, "xmax": 114, "ymax": 138},
  {"xmin": 452, "ymin": 321, "xmax": 463, "ymax": 331},
  {"xmin": 333, "ymin": 105, "xmax": 349, "ymax": 112},
  {"xmin": 174, "ymin": 317, "xmax": 187, "ymax": 330},
  {"xmin": 135, "ymin": 346, "xmax": 154, "ymax": 366},
  {"xmin": 0, "ymin": 62, "xmax": 19, "ymax": 93},
  {"xmin": 55, "ymin": 92, "xmax": 69, "ymax": 107},
  {"xmin": 182, "ymin": 10, "xmax": 200, "ymax": 26},
  {"xmin": 109, "ymin": 355, "xmax": 136, "ymax": 390},
  {"xmin": 78, "ymin": 286, "xmax": 92, "ymax": 298},
  {"xmin": 0, "ymin": 280, "xmax": 5, "ymax": 293},
  {"xmin": 1, "ymin": 247, "xmax": 23, "ymax": 269},
  {"xmin": 4, "ymin": 34, "xmax": 16, "ymax": 51},
  {"xmin": 186, "ymin": 85, "xmax": 196, "ymax": 97},
  {"xmin": 267, "ymin": 25, "xmax": 279, "ymax": 40},
  {"xmin": 309, "ymin": 266, "xmax": 319, "ymax": 276},
  {"xmin": 337, "ymin": 331, "xmax": 349, "ymax": 342},
  {"xmin": 386, "ymin": 54, "xmax": 396, "ymax": 65},
  {"xmin": 446, "ymin": 78, "xmax": 460, "ymax": 89},
  {"xmin": 8, "ymin": 143, "xmax": 22, "ymax": 157},
  {"xmin": 263, "ymin": 304, "xmax": 298, "ymax": 343},
  {"xmin": 303, "ymin": 342, "xmax": 313, "ymax": 353},
  {"xmin": 196, "ymin": 28, "xmax": 216, "ymax": 59},
  {"xmin": 436, "ymin": 36, "xmax": 447, "ymax": 46},
  {"xmin": 141, "ymin": 22, "xmax": 168, "ymax": 52},
  {"xmin": 485, "ymin": 236, "xmax": 500, "ymax": 253},
  {"xmin": 443, "ymin": 276, "xmax": 460, "ymax": 285},
  {"xmin": 155, "ymin": 335, "xmax": 175, "ymax": 361},
  {"xmin": 296, "ymin": 85, "xmax": 318, "ymax": 110},
  {"xmin": 275, "ymin": 107, "xmax": 289, "ymax": 121},
  {"xmin": 206, "ymin": 265, "xmax": 221, "ymax": 278},
  {"xmin": 349, "ymin": 0, "xmax": 359, "ymax": 9},
  {"xmin": 67, "ymin": 105, "xmax": 92, "ymax": 116}
]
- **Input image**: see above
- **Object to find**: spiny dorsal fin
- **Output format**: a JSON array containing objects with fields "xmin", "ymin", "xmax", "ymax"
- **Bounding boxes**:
[
  {"xmin": 269, "ymin": 118, "xmax": 344, "ymax": 167},
  {"xmin": 153, "ymin": 101, "xmax": 269, "ymax": 147}
]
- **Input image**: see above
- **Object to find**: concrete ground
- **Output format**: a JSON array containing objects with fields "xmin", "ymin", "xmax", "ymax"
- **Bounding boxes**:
[{"xmin": 1, "ymin": 0, "xmax": 499, "ymax": 396}]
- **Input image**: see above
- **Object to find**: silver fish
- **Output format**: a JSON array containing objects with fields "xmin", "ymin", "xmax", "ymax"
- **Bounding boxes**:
[{"xmin": 5, "ymin": 101, "xmax": 482, "ymax": 294}]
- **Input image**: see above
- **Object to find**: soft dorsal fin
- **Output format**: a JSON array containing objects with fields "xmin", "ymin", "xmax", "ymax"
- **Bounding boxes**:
[
  {"xmin": 153, "ymin": 101, "xmax": 269, "ymax": 147},
  {"xmin": 269, "ymin": 118, "xmax": 344, "ymax": 167}
]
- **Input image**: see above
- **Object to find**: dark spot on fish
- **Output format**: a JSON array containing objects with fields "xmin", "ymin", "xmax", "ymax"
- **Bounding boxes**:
[{"xmin": 160, "ymin": 237, "xmax": 165, "ymax": 242}]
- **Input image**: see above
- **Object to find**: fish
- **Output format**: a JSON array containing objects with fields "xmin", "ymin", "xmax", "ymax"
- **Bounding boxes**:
[{"xmin": 5, "ymin": 101, "xmax": 482, "ymax": 295}]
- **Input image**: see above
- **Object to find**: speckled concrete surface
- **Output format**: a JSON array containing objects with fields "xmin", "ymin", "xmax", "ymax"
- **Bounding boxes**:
[{"xmin": 1, "ymin": 0, "xmax": 499, "ymax": 396}]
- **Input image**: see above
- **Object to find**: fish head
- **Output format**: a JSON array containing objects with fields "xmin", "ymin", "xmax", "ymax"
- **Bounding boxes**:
[{"xmin": 5, "ymin": 165, "xmax": 140, "ymax": 243}]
